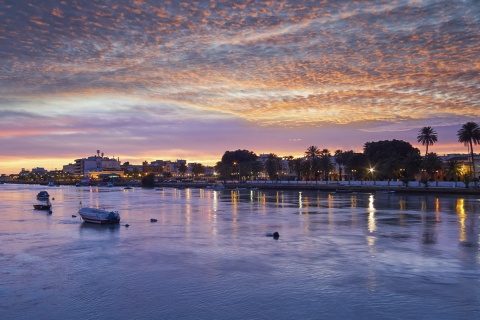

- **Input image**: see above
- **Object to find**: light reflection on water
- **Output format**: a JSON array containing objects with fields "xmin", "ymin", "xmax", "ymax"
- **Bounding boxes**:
[{"xmin": 0, "ymin": 184, "xmax": 479, "ymax": 319}]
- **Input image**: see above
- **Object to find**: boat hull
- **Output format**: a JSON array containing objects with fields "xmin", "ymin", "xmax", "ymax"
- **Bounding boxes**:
[{"xmin": 78, "ymin": 208, "xmax": 121, "ymax": 224}]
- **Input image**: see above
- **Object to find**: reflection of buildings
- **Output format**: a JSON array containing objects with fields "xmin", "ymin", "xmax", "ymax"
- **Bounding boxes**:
[{"xmin": 456, "ymin": 198, "xmax": 466, "ymax": 242}]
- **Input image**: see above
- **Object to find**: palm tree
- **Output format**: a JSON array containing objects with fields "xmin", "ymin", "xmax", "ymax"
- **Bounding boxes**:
[
  {"xmin": 457, "ymin": 122, "xmax": 480, "ymax": 184},
  {"xmin": 417, "ymin": 126, "xmax": 438, "ymax": 157},
  {"xmin": 319, "ymin": 149, "xmax": 332, "ymax": 181},
  {"xmin": 305, "ymin": 146, "xmax": 321, "ymax": 182},
  {"xmin": 444, "ymin": 159, "xmax": 461, "ymax": 183},
  {"xmin": 305, "ymin": 146, "xmax": 321, "ymax": 159}
]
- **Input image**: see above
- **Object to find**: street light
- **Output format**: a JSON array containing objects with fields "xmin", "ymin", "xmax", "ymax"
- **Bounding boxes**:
[{"xmin": 369, "ymin": 168, "xmax": 375, "ymax": 185}]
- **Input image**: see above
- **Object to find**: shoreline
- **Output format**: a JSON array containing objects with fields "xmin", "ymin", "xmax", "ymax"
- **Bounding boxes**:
[
  {"xmin": 4, "ymin": 181, "xmax": 480, "ymax": 196},
  {"xmin": 157, "ymin": 181, "xmax": 480, "ymax": 196}
]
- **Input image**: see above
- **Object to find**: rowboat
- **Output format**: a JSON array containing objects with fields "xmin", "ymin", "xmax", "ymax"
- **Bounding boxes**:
[{"xmin": 33, "ymin": 202, "xmax": 52, "ymax": 210}]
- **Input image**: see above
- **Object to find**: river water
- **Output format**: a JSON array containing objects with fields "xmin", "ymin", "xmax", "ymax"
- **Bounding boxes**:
[{"xmin": 1, "ymin": 184, "xmax": 479, "ymax": 319}]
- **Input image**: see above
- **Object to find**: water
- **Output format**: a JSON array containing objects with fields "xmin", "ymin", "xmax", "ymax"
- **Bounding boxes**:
[{"xmin": 1, "ymin": 184, "xmax": 479, "ymax": 319}]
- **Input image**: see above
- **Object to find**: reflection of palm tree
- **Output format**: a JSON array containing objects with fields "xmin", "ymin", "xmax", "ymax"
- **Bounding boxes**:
[
  {"xmin": 417, "ymin": 126, "xmax": 438, "ymax": 157},
  {"xmin": 457, "ymin": 122, "xmax": 480, "ymax": 184}
]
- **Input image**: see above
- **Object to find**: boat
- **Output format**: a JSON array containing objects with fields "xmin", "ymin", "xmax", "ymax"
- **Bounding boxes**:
[
  {"xmin": 78, "ymin": 207, "xmax": 121, "ymax": 224},
  {"xmin": 124, "ymin": 185, "xmax": 134, "ymax": 190},
  {"xmin": 211, "ymin": 182, "xmax": 225, "ymax": 190},
  {"xmin": 48, "ymin": 181, "xmax": 55, "ymax": 187},
  {"xmin": 36, "ymin": 191, "xmax": 50, "ymax": 200},
  {"xmin": 33, "ymin": 201, "xmax": 52, "ymax": 210}
]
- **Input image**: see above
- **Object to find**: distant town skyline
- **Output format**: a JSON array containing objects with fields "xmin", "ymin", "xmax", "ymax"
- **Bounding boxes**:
[{"xmin": 1, "ymin": 1, "xmax": 479, "ymax": 174}]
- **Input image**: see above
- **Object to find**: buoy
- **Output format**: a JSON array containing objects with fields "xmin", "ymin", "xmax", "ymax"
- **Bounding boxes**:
[
  {"xmin": 52, "ymin": 197, "xmax": 55, "ymax": 200},
  {"xmin": 48, "ymin": 210, "xmax": 53, "ymax": 214},
  {"xmin": 266, "ymin": 232, "xmax": 280, "ymax": 239},
  {"xmin": 150, "ymin": 219, "xmax": 158, "ymax": 222}
]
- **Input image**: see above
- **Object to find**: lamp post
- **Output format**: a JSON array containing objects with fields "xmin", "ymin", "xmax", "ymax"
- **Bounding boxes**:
[{"xmin": 369, "ymin": 168, "xmax": 375, "ymax": 185}]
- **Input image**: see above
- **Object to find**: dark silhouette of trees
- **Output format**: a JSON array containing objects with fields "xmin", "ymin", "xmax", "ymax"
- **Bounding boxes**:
[
  {"xmin": 364, "ymin": 139, "xmax": 420, "ymax": 180},
  {"xmin": 319, "ymin": 149, "xmax": 332, "ymax": 181},
  {"xmin": 265, "ymin": 153, "xmax": 282, "ymax": 181},
  {"xmin": 216, "ymin": 149, "xmax": 259, "ymax": 182},
  {"xmin": 191, "ymin": 163, "xmax": 205, "ymax": 178}
]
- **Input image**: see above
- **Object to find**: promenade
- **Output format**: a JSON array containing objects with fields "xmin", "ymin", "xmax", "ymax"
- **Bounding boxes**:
[{"xmin": 157, "ymin": 180, "xmax": 480, "ymax": 195}]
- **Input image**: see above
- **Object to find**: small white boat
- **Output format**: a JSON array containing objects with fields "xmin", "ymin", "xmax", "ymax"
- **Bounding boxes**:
[{"xmin": 78, "ymin": 207, "xmax": 121, "ymax": 224}]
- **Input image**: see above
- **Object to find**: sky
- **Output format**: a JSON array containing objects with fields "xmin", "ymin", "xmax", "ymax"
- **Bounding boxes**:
[{"xmin": 1, "ymin": 0, "xmax": 479, "ymax": 174}]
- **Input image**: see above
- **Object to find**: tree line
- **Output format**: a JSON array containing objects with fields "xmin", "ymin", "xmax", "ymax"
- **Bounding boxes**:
[{"xmin": 214, "ymin": 122, "xmax": 480, "ymax": 187}]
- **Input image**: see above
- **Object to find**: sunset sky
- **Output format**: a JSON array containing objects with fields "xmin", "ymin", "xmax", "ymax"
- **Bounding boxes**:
[{"xmin": 1, "ymin": 0, "xmax": 479, "ymax": 174}]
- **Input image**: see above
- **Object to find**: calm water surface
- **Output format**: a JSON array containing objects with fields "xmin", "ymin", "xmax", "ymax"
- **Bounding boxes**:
[{"xmin": 1, "ymin": 184, "xmax": 479, "ymax": 319}]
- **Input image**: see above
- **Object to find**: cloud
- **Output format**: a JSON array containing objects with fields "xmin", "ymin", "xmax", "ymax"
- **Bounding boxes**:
[{"xmin": 0, "ymin": 0, "xmax": 479, "ymax": 172}]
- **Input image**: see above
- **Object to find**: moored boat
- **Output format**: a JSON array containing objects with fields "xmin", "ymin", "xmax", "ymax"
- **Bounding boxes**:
[
  {"xmin": 78, "ymin": 207, "xmax": 121, "ymax": 224},
  {"xmin": 33, "ymin": 202, "xmax": 52, "ymax": 210},
  {"xmin": 211, "ymin": 182, "xmax": 225, "ymax": 190},
  {"xmin": 36, "ymin": 191, "xmax": 50, "ymax": 200}
]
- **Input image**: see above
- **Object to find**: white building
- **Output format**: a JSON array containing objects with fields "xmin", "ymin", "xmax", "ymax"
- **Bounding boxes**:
[{"xmin": 73, "ymin": 151, "xmax": 121, "ymax": 177}]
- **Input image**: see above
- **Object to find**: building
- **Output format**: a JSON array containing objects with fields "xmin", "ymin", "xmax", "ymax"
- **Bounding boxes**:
[{"xmin": 73, "ymin": 150, "xmax": 121, "ymax": 178}]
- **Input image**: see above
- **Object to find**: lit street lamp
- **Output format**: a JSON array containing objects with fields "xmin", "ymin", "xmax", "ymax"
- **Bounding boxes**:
[{"xmin": 369, "ymin": 167, "xmax": 376, "ymax": 185}]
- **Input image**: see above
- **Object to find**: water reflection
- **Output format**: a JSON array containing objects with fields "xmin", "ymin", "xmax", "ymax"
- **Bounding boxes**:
[
  {"xmin": 1, "ymin": 185, "xmax": 480, "ymax": 319},
  {"xmin": 457, "ymin": 198, "xmax": 466, "ymax": 242},
  {"xmin": 368, "ymin": 194, "xmax": 376, "ymax": 233}
]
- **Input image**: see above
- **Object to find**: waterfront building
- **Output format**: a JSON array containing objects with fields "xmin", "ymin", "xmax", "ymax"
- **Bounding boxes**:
[
  {"xmin": 62, "ymin": 163, "xmax": 75, "ymax": 174},
  {"xmin": 142, "ymin": 161, "xmax": 163, "ymax": 174},
  {"xmin": 73, "ymin": 150, "xmax": 121, "ymax": 178},
  {"xmin": 31, "ymin": 167, "xmax": 48, "ymax": 175}
]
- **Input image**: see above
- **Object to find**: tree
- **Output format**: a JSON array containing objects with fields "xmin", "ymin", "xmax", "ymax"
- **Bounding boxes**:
[
  {"xmin": 422, "ymin": 153, "xmax": 443, "ymax": 182},
  {"xmin": 402, "ymin": 152, "xmax": 423, "ymax": 180},
  {"xmin": 291, "ymin": 157, "xmax": 304, "ymax": 182},
  {"xmin": 364, "ymin": 140, "xmax": 420, "ymax": 180},
  {"xmin": 241, "ymin": 161, "xmax": 263, "ymax": 181},
  {"xmin": 334, "ymin": 150, "xmax": 346, "ymax": 181},
  {"xmin": 417, "ymin": 126, "xmax": 438, "ymax": 157},
  {"xmin": 219, "ymin": 149, "xmax": 258, "ymax": 181},
  {"xmin": 457, "ymin": 122, "xmax": 480, "ymax": 184},
  {"xmin": 319, "ymin": 149, "xmax": 333, "ymax": 181},
  {"xmin": 305, "ymin": 146, "xmax": 321, "ymax": 159},
  {"xmin": 444, "ymin": 159, "xmax": 461, "ymax": 182},
  {"xmin": 265, "ymin": 153, "xmax": 282, "ymax": 181},
  {"xmin": 191, "ymin": 163, "xmax": 205, "ymax": 178},
  {"xmin": 304, "ymin": 146, "xmax": 322, "ymax": 181},
  {"xmin": 178, "ymin": 163, "xmax": 187, "ymax": 177},
  {"xmin": 221, "ymin": 149, "xmax": 258, "ymax": 164},
  {"xmin": 141, "ymin": 173, "xmax": 156, "ymax": 187},
  {"xmin": 214, "ymin": 161, "xmax": 232, "ymax": 183}
]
